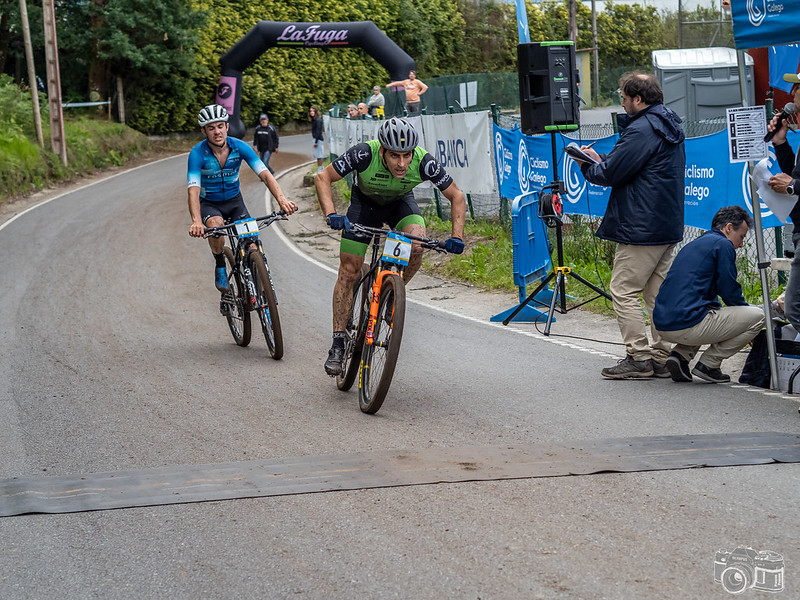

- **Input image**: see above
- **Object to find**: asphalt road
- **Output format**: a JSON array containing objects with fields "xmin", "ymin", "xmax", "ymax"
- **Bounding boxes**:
[{"xmin": 1, "ymin": 137, "xmax": 799, "ymax": 599}]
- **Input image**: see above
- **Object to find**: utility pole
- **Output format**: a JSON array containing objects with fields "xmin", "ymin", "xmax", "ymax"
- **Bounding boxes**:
[
  {"xmin": 116, "ymin": 76, "xmax": 125, "ymax": 124},
  {"xmin": 42, "ymin": 0, "xmax": 67, "ymax": 165},
  {"xmin": 19, "ymin": 0, "xmax": 44, "ymax": 146},
  {"xmin": 568, "ymin": 0, "xmax": 578, "ymax": 43}
]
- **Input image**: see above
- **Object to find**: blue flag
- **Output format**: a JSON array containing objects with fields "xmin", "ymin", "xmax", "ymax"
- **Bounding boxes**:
[
  {"xmin": 769, "ymin": 45, "xmax": 800, "ymax": 93},
  {"xmin": 514, "ymin": 0, "xmax": 530, "ymax": 43}
]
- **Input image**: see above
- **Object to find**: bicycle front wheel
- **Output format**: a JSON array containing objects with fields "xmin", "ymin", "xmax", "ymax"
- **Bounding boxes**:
[
  {"xmin": 358, "ymin": 273, "xmax": 406, "ymax": 414},
  {"xmin": 249, "ymin": 252, "xmax": 284, "ymax": 360},
  {"xmin": 222, "ymin": 248, "xmax": 251, "ymax": 347},
  {"xmin": 338, "ymin": 264, "xmax": 370, "ymax": 391}
]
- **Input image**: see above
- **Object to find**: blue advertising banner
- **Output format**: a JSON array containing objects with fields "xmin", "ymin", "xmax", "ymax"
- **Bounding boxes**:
[
  {"xmin": 492, "ymin": 123, "xmax": 799, "ymax": 231},
  {"xmin": 731, "ymin": 0, "xmax": 800, "ymax": 50}
]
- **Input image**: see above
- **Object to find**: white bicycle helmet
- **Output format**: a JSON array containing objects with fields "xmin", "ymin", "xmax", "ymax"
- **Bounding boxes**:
[
  {"xmin": 198, "ymin": 104, "xmax": 229, "ymax": 127},
  {"xmin": 377, "ymin": 117, "xmax": 418, "ymax": 152}
]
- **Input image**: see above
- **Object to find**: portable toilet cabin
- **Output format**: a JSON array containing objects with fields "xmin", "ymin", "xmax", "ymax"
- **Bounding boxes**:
[{"xmin": 652, "ymin": 47, "xmax": 754, "ymax": 121}]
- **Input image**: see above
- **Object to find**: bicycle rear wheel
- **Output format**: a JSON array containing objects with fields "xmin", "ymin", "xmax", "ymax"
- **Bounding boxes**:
[
  {"xmin": 249, "ymin": 251, "xmax": 284, "ymax": 360},
  {"xmin": 222, "ymin": 247, "xmax": 251, "ymax": 347},
  {"xmin": 337, "ymin": 264, "xmax": 371, "ymax": 391},
  {"xmin": 358, "ymin": 273, "xmax": 406, "ymax": 414}
]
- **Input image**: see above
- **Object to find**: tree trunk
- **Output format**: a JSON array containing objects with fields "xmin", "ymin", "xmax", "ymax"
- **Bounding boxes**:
[
  {"xmin": 88, "ymin": 0, "xmax": 107, "ymax": 102},
  {"xmin": 0, "ymin": 11, "xmax": 10, "ymax": 74}
]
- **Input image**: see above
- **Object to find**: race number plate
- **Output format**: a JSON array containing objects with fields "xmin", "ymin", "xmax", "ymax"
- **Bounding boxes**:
[
  {"xmin": 382, "ymin": 232, "xmax": 412, "ymax": 266},
  {"xmin": 234, "ymin": 218, "xmax": 259, "ymax": 238}
]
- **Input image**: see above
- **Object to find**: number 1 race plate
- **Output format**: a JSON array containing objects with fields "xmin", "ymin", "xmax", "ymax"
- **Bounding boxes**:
[
  {"xmin": 382, "ymin": 232, "xmax": 412, "ymax": 266},
  {"xmin": 234, "ymin": 218, "xmax": 259, "ymax": 238}
]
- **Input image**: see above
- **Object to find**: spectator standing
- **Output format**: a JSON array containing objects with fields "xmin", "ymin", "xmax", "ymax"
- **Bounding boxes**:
[
  {"xmin": 387, "ymin": 70, "xmax": 428, "ymax": 115},
  {"xmin": 309, "ymin": 105, "xmax": 325, "ymax": 174},
  {"xmin": 653, "ymin": 206, "xmax": 765, "ymax": 384},
  {"xmin": 576, "ymin": 72, "xmax": 686, "ymax": 379},
  {"xmin": 253, "ymin": 114, "xmax": 279, "ymax": 174},
  {"xmin": 367, "ymin": 86, "xmax": 385, "ymax": 118}
]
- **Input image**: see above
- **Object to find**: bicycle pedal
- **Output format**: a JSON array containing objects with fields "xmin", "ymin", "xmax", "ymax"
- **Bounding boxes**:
[{"xmin": 219, "ymin": 301, "xmax": 234, "ymax": 317}]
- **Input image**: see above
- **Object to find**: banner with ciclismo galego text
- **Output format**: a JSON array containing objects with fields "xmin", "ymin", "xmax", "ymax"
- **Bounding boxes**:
[{"xmin": 493, "ymin": 124, "xmax": 800, "ymax": 230}]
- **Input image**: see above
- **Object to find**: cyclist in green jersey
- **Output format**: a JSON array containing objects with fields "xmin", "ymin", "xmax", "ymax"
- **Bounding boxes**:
[{"xmin": 315, "ymin": 117, "xmax": 467, "ymax": 376}]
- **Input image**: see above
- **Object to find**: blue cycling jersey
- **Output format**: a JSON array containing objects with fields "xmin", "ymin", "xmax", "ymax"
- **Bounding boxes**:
[{"xmin": 187, "ymin": 137, "xmax": 267, "ymax": 202}]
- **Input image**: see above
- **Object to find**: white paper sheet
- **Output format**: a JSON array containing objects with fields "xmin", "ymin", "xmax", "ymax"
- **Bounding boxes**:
[{"xmin": 752, "ymin": 157, "xmax": 796, "ymax": 224}]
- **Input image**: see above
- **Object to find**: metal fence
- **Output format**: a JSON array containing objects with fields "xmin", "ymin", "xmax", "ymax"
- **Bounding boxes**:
[{"xmin": 332, "ymin": 72, "xmax": 520, "ymax": 119}]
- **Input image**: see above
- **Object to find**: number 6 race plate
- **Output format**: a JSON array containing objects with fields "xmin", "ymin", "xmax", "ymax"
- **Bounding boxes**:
[
  {"xmin": 382, "ymin": 232, "xmax": 412, "ymax": 266},
  {"xmin": 234, "ymin": 218, "xmax": 259, "ymax": 238}
]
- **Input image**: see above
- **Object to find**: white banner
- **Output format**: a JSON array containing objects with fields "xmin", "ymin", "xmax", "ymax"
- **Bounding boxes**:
[
  {"xmin": 324, "ymin": 111, "xmax": 496, "ymax": 196},
  {"xmin": 325, "ymin": 116, "xmax": 380, "ymax": 156},
  {"xmin": 419, "ymin": 111, "xmax": 495, "ymax": 195}
]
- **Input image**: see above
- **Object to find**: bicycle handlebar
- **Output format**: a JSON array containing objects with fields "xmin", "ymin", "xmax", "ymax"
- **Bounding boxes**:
[
  {"xmin": 203, "ymin": 210, "xmax": 287, "ymax": 238},
  {"xmin": 348, "ymin": 223, "xmax": 449, "ymax": 252}
]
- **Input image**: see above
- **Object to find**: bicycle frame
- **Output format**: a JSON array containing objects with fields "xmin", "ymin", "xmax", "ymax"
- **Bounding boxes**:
[
  {"xmin": 207, "ymin": 212, "xmax": 285, "ymax": 311},
  {"xmin": 351, "ymin": 225, "xmax": 444, "ymax": 346},
  {"xmin": 339, "ymin": 223, "xmax": 449, "ymax": 413},
  {"xmin": 364, "ymin": 251, "xmax": 404, "ymax": 345}
]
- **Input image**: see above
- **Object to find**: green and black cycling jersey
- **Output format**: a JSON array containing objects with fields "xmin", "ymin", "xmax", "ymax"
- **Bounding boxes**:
[{"xmin": 331, "ymin": 140, "xmax": 454, "ymax": 206}]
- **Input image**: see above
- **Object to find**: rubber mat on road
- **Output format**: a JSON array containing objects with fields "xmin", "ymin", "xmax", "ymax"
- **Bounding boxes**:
[{"xmin": 1, "ymin": 431, "xmax": 799, "ymax": 516}]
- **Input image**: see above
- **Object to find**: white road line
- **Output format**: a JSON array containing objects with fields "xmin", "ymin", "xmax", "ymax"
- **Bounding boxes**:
[{"xmin": 0, "ymin": 154, "xmax": 184, "ymax": 233}]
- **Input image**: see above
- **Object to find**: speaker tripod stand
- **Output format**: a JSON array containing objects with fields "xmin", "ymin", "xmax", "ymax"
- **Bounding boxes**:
[{"xmin": 502, "ymin": 181, "xmax": 611, "ymax": 335}]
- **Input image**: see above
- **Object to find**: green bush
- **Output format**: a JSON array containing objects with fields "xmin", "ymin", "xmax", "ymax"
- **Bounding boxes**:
[
  {"xmin": 0, "ymin": 131, "xmax": 49, "ymax": 196},
  {"xmin": 63, "ymin": 118, "xmax": 148, "ymax": 171},
  {"xmin": 0, "ymin": 73, "xmax": 149, "ymax": 202}
]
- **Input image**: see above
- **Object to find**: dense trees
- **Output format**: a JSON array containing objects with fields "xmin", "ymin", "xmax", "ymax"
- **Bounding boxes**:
[{"xmin": 0, "ymin": 0, "xmax": 731, "ymax": 134}]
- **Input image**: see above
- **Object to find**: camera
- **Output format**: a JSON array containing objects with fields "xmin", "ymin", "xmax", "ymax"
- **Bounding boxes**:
[{"xmin": 713, "ymin": 546, "xmax": 784, "ymax": 594}]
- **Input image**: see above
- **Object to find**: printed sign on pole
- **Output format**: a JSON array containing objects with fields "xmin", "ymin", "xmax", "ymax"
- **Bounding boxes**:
[{"xmin": 726, "ymin": 105, "xmax": 768, "ymax": 163}]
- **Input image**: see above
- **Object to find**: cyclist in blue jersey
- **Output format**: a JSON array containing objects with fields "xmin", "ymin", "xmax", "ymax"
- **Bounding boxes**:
[
  {"xmin": 188, "ymin": 104, "xmax": 297, "ymax": 292},
  {"xmin": 315, "ymin": 117, "xmax": 466, "ymax": 376}
]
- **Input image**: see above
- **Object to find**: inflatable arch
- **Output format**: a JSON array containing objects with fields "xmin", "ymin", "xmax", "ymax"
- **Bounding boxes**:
[{"xmin": 215, "ymin": 21, "xmax": 416, "ymax": 138}]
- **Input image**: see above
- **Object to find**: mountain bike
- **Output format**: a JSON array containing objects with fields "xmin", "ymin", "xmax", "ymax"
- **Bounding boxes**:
[
  {"xmin": 336, "ymin": 223, "xmax": 450, "ymax": 414},
  {"xmin": 204, "ymin": 211, "xmax": 286, "ymax": 359}
]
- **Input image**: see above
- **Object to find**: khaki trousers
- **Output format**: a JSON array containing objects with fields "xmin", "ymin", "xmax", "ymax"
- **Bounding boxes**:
[
  {"xmin": 657, "ymin": 306, "xmax": 765, "ymax": 368},
  {"xmin": 610, "ymin": 243, "xmax": 676, "ymax": 362}
]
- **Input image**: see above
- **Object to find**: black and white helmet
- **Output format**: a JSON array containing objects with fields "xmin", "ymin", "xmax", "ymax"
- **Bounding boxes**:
[
  {"xmin": 377, "ymin": 117, "xmax": 418, "ymax": 152},
  {"xmin": 198, "ymin": 104, "xmax": 229, "ymax": 127}
]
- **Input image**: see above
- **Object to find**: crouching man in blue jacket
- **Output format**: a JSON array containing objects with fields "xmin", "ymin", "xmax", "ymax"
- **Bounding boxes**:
[{"xmin": 653, "ymin": 206, "xmax": 765, "ymax": 383}]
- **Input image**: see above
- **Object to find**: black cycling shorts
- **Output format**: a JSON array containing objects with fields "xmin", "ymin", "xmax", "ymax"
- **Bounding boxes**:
[
  {"xmin": 200, "ymin": 194, "xmax": 251, "ymax": 225},
  {"xmin": 341, "ymin": 186, "xmax": 424, "ymax": 246}
]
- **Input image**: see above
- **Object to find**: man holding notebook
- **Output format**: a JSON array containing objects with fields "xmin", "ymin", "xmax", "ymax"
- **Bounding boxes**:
[{"xmin": 574, "ymin": 71, "xmax": 686, "ymax": 379}]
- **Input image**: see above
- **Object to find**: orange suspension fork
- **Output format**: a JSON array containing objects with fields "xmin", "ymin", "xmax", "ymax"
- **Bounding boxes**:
[{"xmin": 365, "ymin": 268, "xmax": 391, "ymax": 345}]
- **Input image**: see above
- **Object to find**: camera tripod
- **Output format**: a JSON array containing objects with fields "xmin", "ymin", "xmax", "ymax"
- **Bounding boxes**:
[{"xmin": 502, "ymin": 180, "xmax": 611, "ymax": 335}]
